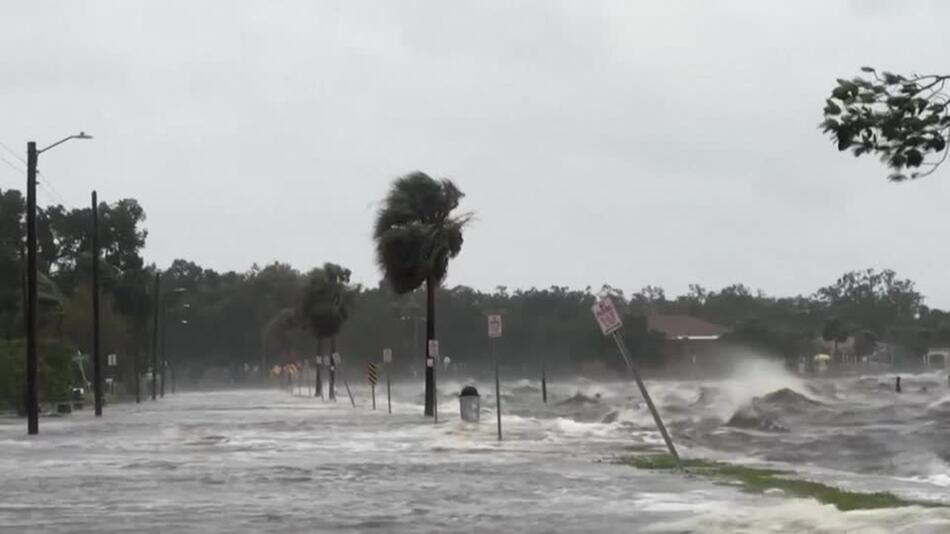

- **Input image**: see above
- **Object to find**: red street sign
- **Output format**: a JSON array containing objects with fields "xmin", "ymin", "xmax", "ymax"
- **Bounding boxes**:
[
  {"xmin": 488, "ymin": 314, "xmax": 502, "ymax": 338},
  {"xmin": 592, "ymin": 297, "xmax": 623, "ymax": 335}
]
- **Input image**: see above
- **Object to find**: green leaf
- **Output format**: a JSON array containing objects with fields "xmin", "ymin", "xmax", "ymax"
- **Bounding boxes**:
[
  {"xmin": 905, "ymin": 149, "xmax": 923, "ymax": 166},
  {"xmin": 819, "ymin": 118, "xmax": 840, "ymax": 132},
  {"xmin": 860, "ymin": 66, "xmax": 876, "ymax": 73},
  {"xmin": 823, "ymin": 100, "xmax": 842, "ymax": 116},
  {"xmin": 832, "ymin": 86, "xmax": 850, "ymax": 100},
  {"xmin": 931, "ymin": 136, "xmax": 946, "ymax": 152}
]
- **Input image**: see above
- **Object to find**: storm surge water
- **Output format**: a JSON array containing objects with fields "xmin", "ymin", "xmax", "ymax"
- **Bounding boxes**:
[{"xmin": 1, "ymin": 359, "xmax": 948, "ymax": 532}]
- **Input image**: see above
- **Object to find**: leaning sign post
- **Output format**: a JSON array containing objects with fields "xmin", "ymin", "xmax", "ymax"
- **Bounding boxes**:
[
  {"xmin": 592, "ymin": 296, "xmax": 682, "ymax": 471},
  {"xmin": 333, "ymin": 353, "xmax": 357, "ymax": 408},
  {"xmin": 488, "ymin": 314, "xmax": 503, "ymax": 440},
  {"xmin": 382, "ymin": 348, "xmax": 393, "ymax": 414}
]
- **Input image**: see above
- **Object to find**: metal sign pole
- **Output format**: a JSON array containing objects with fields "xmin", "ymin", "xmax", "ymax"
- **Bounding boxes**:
[
  {"xmin": 342, "ymin": 377, "xmax": 356, "ymax": 407},
  {"xmin": 433, "ymin": 358, "xmax": 438, "ymax": 423},
  {"xmin": 493, "ymin": 336, "xmax": 502, "ymax": 441},
  {"xmin": 383, "ymin": 348, "xmax": 393, "ymax": 414},
  {"xmin": 372, "ymin": 384, "xmax": 376, "ymax": 410},
  {"xmin": 592, "ymin": 297, "xmax": 681, "ymax": 471},
  {"xmin": 611, "ymin": 331, "xmax": 682, "ymax": 470}
]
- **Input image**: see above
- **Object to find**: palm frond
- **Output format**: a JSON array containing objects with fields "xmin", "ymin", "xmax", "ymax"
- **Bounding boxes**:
[{"xmin": 373, "ymin": 172, "xmax": 471, "ymax": 292}]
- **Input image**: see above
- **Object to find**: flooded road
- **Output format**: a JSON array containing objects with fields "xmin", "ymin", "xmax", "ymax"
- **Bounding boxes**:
[{"xmin": 2, "ymin": 362, "xmax": 950, "ymax": 533}]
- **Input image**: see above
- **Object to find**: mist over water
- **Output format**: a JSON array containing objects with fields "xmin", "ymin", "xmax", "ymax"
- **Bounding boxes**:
[{"xmin": 2, "ymin": 354, "xmax": 949, "ymax": 532}]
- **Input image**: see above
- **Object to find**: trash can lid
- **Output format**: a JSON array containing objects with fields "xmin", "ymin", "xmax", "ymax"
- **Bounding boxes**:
[{"xmin": 459, "ymin": 385, "xmax": 479, "ymax": 397}]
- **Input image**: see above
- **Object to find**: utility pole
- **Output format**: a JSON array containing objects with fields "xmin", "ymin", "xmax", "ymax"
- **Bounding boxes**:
[
  {"xmin": 151, "ymin": 273, "xmax": 160, "ymax": 401},
  {"xmin": 25, "ymin": 142, "xmax": 38, "ymax": 435},
  {"xmin": 23, "ymin": 132, "xmax": 92, "ymax": 435},
  {"xmin": 92, "ymin": 191, "xmax": 102, "ymax": 417}
]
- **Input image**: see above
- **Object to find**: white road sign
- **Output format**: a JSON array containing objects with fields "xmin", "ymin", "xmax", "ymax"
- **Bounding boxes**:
[
  {"xmin": 332, "ymin": 352, "xmax": 341, "ymax": 365},
  {"xmin": 428, "ymin": 339, "xmax": 439, "ymax": 357},
  {"xmin": 382, "ymin": 348, "xmax": 393, "ymax": 364},
  {"xmin": 592, "ymin": 297, "xmax": 623, "ymax": 335},
  {"xmin": 107, "ymin": 353, "xmax": 117, "ymax": 367},
  {"xmin": 488, "ymin": 314, "xmax": 502, "ymax": 338}
]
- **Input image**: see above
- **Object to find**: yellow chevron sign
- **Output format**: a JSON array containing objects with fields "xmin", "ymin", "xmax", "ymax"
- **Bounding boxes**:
[{"xmin": 367, "ymin": 363, "xmax": 379, "ymax": 386}]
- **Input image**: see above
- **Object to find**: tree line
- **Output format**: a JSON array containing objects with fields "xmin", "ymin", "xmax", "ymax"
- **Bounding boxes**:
[{"xmin": 2, "ymin": 174, "xmax": 948, "ymax": 408}]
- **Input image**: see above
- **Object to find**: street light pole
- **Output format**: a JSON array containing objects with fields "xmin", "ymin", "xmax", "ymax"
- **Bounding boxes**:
[
  {"xmin": 24, "ymin": 132, "xmax": 92, "ymax": 435},
  {"xmin": 150, "ymin": 273, "xmax": 160, "ymax": 401},
  {"xmin": 25, "ymin": 142, "xmax": 38, "ymax": 435},
  {"xmin": 92, "ymin": 191, "xmax": 102, "ymax": 416},
  {"xmin": 161, "ymin": 291, "xmax": 187, "ymax": 397}
]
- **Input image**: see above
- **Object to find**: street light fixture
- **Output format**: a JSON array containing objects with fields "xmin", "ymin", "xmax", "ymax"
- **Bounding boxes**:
[{"xmin": 25, "ymin": 132, "xmax": 92, "ymax": 435}]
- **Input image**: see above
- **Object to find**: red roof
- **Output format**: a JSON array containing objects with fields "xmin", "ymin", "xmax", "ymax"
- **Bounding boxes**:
[{"xmin": 647, "ymin": 314, "xmax": 728, "ymax": 340}]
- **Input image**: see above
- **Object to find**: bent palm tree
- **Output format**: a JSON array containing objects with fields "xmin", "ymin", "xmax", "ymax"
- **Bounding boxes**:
[
  {"xmin": 373, "ymin": 172, "xmax": 470, "ymax": 416},
  {"xmin": 300, "ymin": 263, "xmax": 356, "ymax": 401}
]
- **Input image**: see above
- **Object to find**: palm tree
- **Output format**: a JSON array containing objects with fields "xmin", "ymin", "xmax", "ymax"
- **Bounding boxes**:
[
  {"xmin": 300, "ymin": 263, "xmax": 356, "ymax": 401},
  {"xmin": 822, "ymin": 317, "xmax": 850, "ymax": 363},
  {"xmin": 373, "ymin": 172, "xmax": 470, "ymax": 416}
]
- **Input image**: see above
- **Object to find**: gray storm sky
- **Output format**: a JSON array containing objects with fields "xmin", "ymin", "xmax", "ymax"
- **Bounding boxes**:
[{"xmin": 3, "ymin": 1, "xmax": 950, "ymax": 305}]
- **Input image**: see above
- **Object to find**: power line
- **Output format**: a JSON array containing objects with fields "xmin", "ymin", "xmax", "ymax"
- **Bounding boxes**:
[
  {"xmin": 0, "ymin": 150, "xmax": 74, "ymax": 208},
  {"xmin": 36, "ymin": 171, "xmax": 70, "ymax": 206},
  {"xmin": 38, "ymin": 180, "xmax": 69, "ymax": 207},
  {"xmin": 0, "ymin": 152, "xmax": 25, "ymax": 176},
  {"xmin": 0, "ymin": 140, "xmax": 26, "ymax": 166}
]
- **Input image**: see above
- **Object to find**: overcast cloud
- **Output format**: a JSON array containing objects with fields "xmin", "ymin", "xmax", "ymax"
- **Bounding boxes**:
[{"xmin": 3, "ymin": 1, "xmax": 950, "ymax": 305}]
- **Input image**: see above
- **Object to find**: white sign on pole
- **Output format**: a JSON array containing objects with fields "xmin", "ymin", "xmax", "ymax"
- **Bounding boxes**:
[
  {"xmin": 107, "ymin": 353, "xmax": 117, "ymax": 367},
  {"xmin": 592, "ymin": 297, "xmax": 623, "ymax": 335},
  {"xmin": 332, "ymin": 352, "xmax": 341, "ymax": 365},
  {"xmin": 488, "ymin": 314, "xmax": 502, "ymax": 338},
  {"xmin": 382, "ymin": 348, "xmax": 393, "ymax": 364},
  {"xmin": 428, "ymin": 339, "xmax": 439, "ymax": 357}
]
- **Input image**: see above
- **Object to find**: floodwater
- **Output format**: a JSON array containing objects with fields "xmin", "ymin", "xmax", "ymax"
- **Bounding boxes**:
[{"xmin": 2, "ymin": 359, "xmax": 950, "ymax": 533}]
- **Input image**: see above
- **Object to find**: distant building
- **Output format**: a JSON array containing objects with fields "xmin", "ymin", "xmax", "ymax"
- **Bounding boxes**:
[
  {"xmin": 924, "ymin": 347, "xmax": 950, "ymax": 370},
  {"xmin": 646, "ymin": 314, "xmax": 729, "ymax": 369},
  {"xmin": 647, "ymin": 314, "xmax": 729, "ymax": 341}
]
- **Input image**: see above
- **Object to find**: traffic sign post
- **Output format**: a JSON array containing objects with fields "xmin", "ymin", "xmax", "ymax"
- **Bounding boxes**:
[
  {"xmin": 368, "ymin": 363, "xmax": 379, "ymax": 410},
  {"xmin": 591, "ymin": 297, "xmax": 681, "ymax": 471},
  {"xmin": 488, "ymin": 314, "xmax": 502, "ymax": 338},
  {"xmin": 488, "ymin": 314, "xmax": 503, "ymax": 441},
  {"xmin": 382, "ymin": 348, "xmax": 393, "ymax": 414}
]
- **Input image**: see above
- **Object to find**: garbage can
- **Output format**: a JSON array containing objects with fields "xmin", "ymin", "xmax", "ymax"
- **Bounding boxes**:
[{"xmin": 459, "ymin": 386, "xmax": 480, "ymax": 423}]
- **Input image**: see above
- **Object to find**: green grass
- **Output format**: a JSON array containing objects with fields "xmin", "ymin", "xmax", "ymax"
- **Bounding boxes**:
[{"xmin": 618, "ymin": 453, "xmax": 940, "ymax": 511}]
